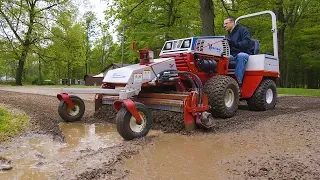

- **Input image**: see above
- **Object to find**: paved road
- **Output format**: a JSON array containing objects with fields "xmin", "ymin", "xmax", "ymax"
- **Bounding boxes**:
[{"xmin": 0, "ymin": 86, "xmax": 97, "ymax": 101}]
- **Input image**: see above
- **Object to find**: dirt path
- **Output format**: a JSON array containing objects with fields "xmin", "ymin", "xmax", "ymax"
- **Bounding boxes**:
[{"xmin": 0, "ymin": 87, "xmax": 320, "ymax": 179}]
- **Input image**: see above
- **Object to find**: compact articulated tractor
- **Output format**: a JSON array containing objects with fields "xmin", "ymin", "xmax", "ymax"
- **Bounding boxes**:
[{"xmin": 57, "ymin": 11, "xmax": 280, "ymax": 140}]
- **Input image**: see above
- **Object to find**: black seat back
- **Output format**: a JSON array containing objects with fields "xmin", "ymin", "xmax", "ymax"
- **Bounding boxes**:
[{"xmin": 250, "ymin": 40, "xmax": 260, "ymax": 55}]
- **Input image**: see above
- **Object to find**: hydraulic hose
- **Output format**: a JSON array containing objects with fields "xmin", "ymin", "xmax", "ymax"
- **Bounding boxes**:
[{"xmin": 156, "ymin": 70, "xmax": 204, "ymax": 105}]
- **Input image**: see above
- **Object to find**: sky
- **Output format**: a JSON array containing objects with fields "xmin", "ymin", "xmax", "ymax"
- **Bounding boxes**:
[
  {"xmin": 77, "ymin": 0, "xmax": 118, "ymax": 42},
  {"xmin": 78, "ymin": 0, "xmax": 106, "ymax": 22}
]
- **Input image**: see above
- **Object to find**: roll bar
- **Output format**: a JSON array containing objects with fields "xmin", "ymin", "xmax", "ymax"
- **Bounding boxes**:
[{"xmin": 235, "ymin": 10, "xmax": 278, "ymax": 59}]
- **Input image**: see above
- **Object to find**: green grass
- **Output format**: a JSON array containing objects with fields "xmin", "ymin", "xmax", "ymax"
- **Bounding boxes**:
[
  {"xmin": 0, "ymin": 106, "xmax": 29, "ymax": 141},
  {"xmin": 277, "ymin": 88, "xmax": 320, "ymax": 97}
]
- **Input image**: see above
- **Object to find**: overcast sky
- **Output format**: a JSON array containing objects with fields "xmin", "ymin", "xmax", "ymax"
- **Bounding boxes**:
[
  {"xmin": 78, "ymin": 0, "xmax": 118, "ymax": 42},
  {"xmin": 78, "ymin": 0, "xmax": 106, "ymax": 22}
]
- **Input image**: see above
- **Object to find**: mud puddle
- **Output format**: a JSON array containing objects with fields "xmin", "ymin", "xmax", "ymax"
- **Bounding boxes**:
[
  {"xmin": 124, "ymin": 122, "xmax": 305, "ymax": 180},
  {"xmin": 0, "ymin": 123, "xmax": 122, "ymax": 179},
  {"xmin": 124, "ymin": 134, "xmax": 239, "ymax": 180}
]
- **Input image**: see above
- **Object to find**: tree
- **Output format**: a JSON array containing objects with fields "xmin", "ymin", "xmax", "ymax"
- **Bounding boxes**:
[
  {"xmin": 0, "ymin": 0, "xmax": 70, "ymax": 85},
  {"xmin": 200, "ymin": 0, "xmax": 215, "ymax": 35},
  {"xmin": 50, "ymin": 12, "xmax": 86, "ymax": 84},
  {"xmin": 83, "ymin": 11, "xmax": 97, "ymax": 75},
  {"xmin": 274, "ymin": 0, "xmax": 312, "ymax": 87},
  {"xmin": 105, "ymin": 0, "xmax": 201, "ymax": 61}
]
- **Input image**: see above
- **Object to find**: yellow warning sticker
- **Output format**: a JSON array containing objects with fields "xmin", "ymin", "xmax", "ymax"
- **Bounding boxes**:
[
  {"xmin": 134, "ymin": 73, "xmax": 142, "ymax": 82},
  {"xmin": 143, "ymin": 70, "xmax": 151, "ymax": 80}
]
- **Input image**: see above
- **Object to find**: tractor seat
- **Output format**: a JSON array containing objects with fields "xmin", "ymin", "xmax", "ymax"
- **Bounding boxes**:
[
  {"xmin": 228, "ymin": 40, "xmax": 260, "ymax": 73},
  {"xmin": 250, "ymin": 39, "xmax": 260, "ymax": 55}
]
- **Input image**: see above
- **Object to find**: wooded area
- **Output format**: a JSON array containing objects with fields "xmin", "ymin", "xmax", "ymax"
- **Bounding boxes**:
[{"xmin": 0, "ymin": 0, "xmax": 319, "ymax": 88}]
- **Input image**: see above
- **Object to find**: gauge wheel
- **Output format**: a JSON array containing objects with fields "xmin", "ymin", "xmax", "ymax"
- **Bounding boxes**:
[
  {"xmin": 116, "ymin": 102, "xmax": 152, "ymax": 140},
  {"xmin": 58, "ymin": 95, "xmax": 85, "ymax": 122}
]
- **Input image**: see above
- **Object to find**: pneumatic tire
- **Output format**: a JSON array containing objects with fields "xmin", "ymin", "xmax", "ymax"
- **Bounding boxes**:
[
  {"xmin": 116, "ymin": 102, "xmax": 152, "ymax": 140},
  {"xmin": 247, "ymin": 79, "xmax": 277, "ymax": 111},
  {"xmin": 203, "ymin": 75, "xmax": 240, "ymax": 118},
  {"xmin": 58, "ymin": 95, "xmax": 85, "ymax": 122}
]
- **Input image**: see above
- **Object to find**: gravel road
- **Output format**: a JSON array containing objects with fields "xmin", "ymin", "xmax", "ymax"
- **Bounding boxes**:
[{"xmin": 0, "ymin": 86, "xmax": 319, "ymax": 179}]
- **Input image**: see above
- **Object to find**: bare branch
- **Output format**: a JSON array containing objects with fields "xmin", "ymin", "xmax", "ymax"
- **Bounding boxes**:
[
  {"xmin": 32, "ymin": 46, "xmax": 55, "ymax": 63},
  {"xmin": 284, "ymin": 2, "xmax": 296, "ymax": 22},
  {"xmin": 220, "ymin": 0, "xmax": 231, "ymax": 17},
  {"xmin": 15, "ymin": 0, "xmax": 23, "ymax": 32},
  {"xmin": 0, "ymin": 7, "xmax": 23, "ymax": 43},
  {"xmin": 294, "ymin": 0, "xmax": 312, "ymax": 25},
  {"xmin": 0, "ymin": 24, "xmax": 20, "ymax": 57},
  {"xmin": 127, "ymin": 0, "xmax": 145, "ymax": 15},
  {"xmin": 38, "ymin": 3, "xmax": 58, "ymax": 12}
]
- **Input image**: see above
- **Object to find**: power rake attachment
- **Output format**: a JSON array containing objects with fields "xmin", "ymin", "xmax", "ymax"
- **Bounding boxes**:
[{"xmin": 57, "ymin": 51, "xmax": 215, "ymax": 140}]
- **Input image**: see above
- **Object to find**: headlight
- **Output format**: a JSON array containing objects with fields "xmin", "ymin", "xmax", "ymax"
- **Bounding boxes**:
[
  {"xmin": 182, "ymin": 39, "xmax": 191, "ymax": 48},
  {"xmin": 165, "ymin": 42, "xmax": 172, "ymax": 50}
]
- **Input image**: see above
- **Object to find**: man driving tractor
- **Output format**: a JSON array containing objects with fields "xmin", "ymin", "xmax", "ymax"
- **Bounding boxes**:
[{"xmin": 224, "ymin": 17, "xmax": 253, "ymax": 86}]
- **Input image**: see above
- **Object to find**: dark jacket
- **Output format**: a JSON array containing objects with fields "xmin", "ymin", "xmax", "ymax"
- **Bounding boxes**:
[{"xmin": 227, "ymin": 24, "xmax": 253, "ymax": 56}]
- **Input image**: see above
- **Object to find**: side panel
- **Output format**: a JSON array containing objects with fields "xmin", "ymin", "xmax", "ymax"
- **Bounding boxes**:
[
  {"xmin": 242, "ymin": 54, "xmax": 279, "ymax": 98},
  {"xmin": 240, "ymin": 75, "xmax": 263, "ymax": 98},
  {"xmin": 246, "ymin": 54, "xmax": 279, "ymax": 74}
]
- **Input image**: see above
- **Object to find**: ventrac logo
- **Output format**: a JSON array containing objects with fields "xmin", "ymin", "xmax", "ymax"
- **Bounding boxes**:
[
  {"xmin": 169, "ymin": 64, "xmax": 175, "ymax": 68},
  {"xmin": 112, "ymin": 73, "xmax": 126, "ymax": 78},
  {"xmin": 208, "ymin": 43, "xmax": 222, "ymax": 52}
]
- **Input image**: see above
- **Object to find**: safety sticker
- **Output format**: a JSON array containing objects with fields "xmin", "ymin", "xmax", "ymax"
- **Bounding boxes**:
[
  {"xmin": 143, "ymin": 70, "xmax": 151, "ymax": 80},
  {"xmin": 134, "ymin": 73, "xmax": 143, "ymax": 82}
]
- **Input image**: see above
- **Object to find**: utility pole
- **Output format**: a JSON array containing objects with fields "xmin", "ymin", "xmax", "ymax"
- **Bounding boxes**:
[
  {"xmin": 121, "ymin": 25, "xmax": 125, "ymax": 67},
  {"xmin": 38, "ymin": 56, "xmax": 41, "ymax": 86}
]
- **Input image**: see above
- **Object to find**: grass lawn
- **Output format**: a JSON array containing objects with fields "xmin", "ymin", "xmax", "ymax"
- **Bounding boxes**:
[
  {"xmin": 277, "ymin": 88, "xmax": 320, "ymax": 97},
  {"xmin": 0, "ymin": 105, "xmax": 29, "ymax": 141}
]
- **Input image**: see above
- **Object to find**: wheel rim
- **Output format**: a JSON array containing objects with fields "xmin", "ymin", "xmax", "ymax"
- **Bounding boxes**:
[
  {"xmin": 266, "ymin": 88, "xmax": 273, "ymax": 104},
  {"xmin": 67, "ymin": 104, "xmax": 80, "ymax": 116},
  {"xmin": 129, "ymin": 112, "xmax": 147, "ymax": 133},
  {"xmin": 224, "ymin": 88, "xmax": 235, "ymax": 108}
]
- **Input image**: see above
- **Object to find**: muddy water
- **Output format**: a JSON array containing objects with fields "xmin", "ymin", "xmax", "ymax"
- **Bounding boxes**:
[
  {"xmin": 0, "ymin": 123, "xmax": 121, "ymax": 180},
  {"xmin": 124, "ymin": 134, "xmax": 240, "ymax": 180},
  {"xmin": 124, "ymin": 123, "xmax": 305, "ymax": 180}
]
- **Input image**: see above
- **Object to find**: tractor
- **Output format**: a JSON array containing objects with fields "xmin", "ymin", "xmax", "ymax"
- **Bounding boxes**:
[{"xmin": 57, "ymin": 11, "xmax": 279, "ymax": 140}]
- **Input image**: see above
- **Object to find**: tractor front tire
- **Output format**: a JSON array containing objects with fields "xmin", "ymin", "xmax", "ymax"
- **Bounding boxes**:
[
  {"xmin": 116, "ymin": 102, "xmax": 152, "ymax": 140},
  {"xmin": 58, "ymin": 95, "xmax": 85, "ymax": 122},
  {"xmin": 247, "ymin": 79, "xmax": 277, "ymax": 111},
  {"xmin": 203, "ymin": 75, "xmax": 240, "ymax": 118}
]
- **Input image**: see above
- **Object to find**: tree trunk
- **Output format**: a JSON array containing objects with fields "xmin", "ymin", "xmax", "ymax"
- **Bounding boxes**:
[
  {"xmin": 277, "ymin": 27, "xmax": 285, "ymax": 87},
  {"xmin": 15, "ymin": 58, "xmax": 25, "ymax": 85},
  {"xmin": 15, "ymin": 1, "xmax": 35, "ymax": 85},
  {"xmin": 274, "ymin": 1, "xmax": 287, "ymax": 87},
  {"xmin": 200, "ymin": 0, "xmax": 215, "ymax": 36},
  {"xmin": 85, "ymin": 63, "xmax": 88, "ymax": 75},
  {"xmin": 15, "ymin": 44, "xmax": 30, "ymax": 85},
  {"xmin": 67, "ymin": 61, "xmax": 71, "ymax": 86}
]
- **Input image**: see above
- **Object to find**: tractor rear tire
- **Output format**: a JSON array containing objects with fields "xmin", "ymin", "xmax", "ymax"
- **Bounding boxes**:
[
  {"xmin": 203, "ymin": 75, "xmax": 239, "ymax": 118},
  {"xmin": 58, "ymin": 95, "xmax": 85, "ymax": 122},
  {"xmin": 247, "ymin": 79, "xmax": 277, "ymax": 111},
  {"xmin": 116, "ymin": 102, "xmax": 152, "ymax": 140}
]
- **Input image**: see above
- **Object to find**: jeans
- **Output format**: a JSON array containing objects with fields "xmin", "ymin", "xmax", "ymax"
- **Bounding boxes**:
[{"xmin": 230, "ymin": 53, "xmax": 249, "ymax": 85}]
